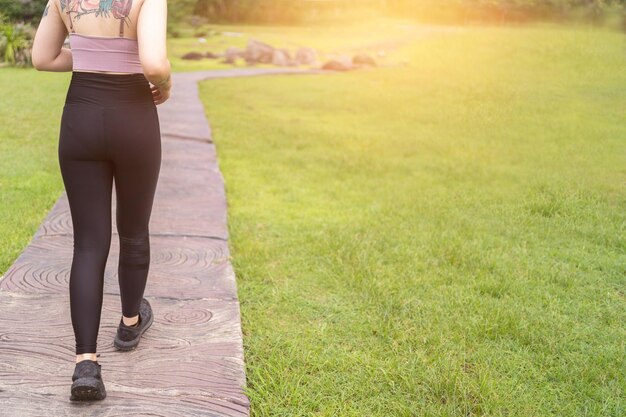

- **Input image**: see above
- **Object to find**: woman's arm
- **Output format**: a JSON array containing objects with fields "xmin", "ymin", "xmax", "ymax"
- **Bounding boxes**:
[
  {"xmin": 31, "ymin": 1, "xmax": 72, "ymax": 71},
  {"xmin": 137, "ymin": 0, "xmax": 171, "ymax": 86}
]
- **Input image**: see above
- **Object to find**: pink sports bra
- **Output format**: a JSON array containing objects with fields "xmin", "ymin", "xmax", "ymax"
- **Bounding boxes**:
[{"xmin": 66, "ymin": 7, "xmax": 143, "ymax": 74}]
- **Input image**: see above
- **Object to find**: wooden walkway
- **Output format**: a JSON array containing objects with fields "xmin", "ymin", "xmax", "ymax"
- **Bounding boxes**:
[{"xmin": 0, "ymin": 67, "xmax": 322, "ymax": 416}]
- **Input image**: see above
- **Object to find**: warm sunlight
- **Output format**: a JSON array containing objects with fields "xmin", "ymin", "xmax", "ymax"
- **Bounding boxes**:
[{"xmin": 1, "ymin": 0, "xmax": 624, "ymax": 415}]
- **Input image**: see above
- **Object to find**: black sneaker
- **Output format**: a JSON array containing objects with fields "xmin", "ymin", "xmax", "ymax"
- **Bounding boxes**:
[
  {"xmin": 70, "ymin": 359, "xmax": 106, "ymax": 401},
  {"xmin": 114, "ymin": 298, "xmax": 153, "ymax": 351}
]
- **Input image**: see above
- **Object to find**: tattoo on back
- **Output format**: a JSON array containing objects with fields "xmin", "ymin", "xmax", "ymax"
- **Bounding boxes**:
[
  {"xmin": 60, "ymin": 0, "xmax": 133, "ymax": 24},
  {"xmin": 43, "ymin": 4, "xmax": 50, "ymax": 17}
]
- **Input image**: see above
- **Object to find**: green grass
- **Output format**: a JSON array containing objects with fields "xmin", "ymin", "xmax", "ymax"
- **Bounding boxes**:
[
  {"xmin": 1, "ymin": 19, "xmax": 624, "ymax": 416},
  {"xmin": 197, "ymin": 24, "xmax": 626, "ymax": 416},
  {"xmin": 0, "ymin": 69, "xmax": 69, "ymax": 274}
]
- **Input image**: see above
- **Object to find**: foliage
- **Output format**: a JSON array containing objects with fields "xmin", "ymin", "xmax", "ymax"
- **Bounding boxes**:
[
  {"xmin": 0, "ymin": 0, "xmax": 41, "ymax": 67},
  {"xmin": 389, "ymin": 0, "xmax": 626, "ymax": 24},
  {"xmin": 0, "ymin": 21, "xmax": 32, "ymax": 67},
  {"xmin": 192, "ymin": 0, "xmax": 310, "ymax": 24},
  {"xmin": 167, "ymin": 0, "xmax": 626, "ymax": 25},
  {"xmin": 0, "ymin": 0, "xmax": 47, "ymax": 24},
  {"xmin": 1, "ymin": 0, "xmax": 624, "ymax": 26}
]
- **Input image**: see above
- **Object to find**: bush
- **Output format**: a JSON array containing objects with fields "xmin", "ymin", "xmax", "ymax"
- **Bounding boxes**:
[
  {"xmin": 387, "ymin": 0, "xmax": 626, "ymax": 25},
  {"xmin": 170, "ymin": 0, "xmax": 626, "ymax": 26},
  {"xmin": 0, "ymin": 21, "xmax": 33, "ymax": 67},
  {"xmin": 0, "ymin": 0, "xmax": 47, "ymax": 24}
]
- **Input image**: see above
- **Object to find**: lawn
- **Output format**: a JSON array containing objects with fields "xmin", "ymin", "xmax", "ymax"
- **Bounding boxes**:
[
  {"xmin": 0, "ymin": 69, "xmax": 69, "ymax": 273},
  {"xmin": 0, "ymin": 19, "xmax": 624, "ymax": 417},
  {"xmin": 197, "ymin": 23, "xmax": 626, "ymax": 416}
]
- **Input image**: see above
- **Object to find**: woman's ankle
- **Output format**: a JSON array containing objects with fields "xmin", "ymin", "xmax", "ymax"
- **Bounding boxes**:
[
  {"xmin": 76, "ymin": 353, "xmax": 98, "ymax": 363},
  {"xmin": 122, "ymin": 314, "xmax": 140, "ymax": 327}
]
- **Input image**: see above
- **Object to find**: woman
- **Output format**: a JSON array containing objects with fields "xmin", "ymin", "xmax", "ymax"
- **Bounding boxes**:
[{"xmin": 31, "ymin": 0, "xmax": 172, "ymax": 401}]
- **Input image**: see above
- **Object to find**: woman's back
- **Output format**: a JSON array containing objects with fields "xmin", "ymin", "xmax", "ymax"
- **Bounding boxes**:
[
  {"xmin": 41, "ymin": 0, "xmax": 171, "ymax": 86},
  {"xmin": 56, "ymin": 0, "xmax": 145, "ymax": 39},
  {"xmin": 33, "ymin": 0, "xmax": 171, "ymax": 103}
]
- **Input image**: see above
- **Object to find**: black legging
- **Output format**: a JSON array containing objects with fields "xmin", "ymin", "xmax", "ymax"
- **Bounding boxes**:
[{"xmin": 59, "ymin": 71, "xmax": 161, "ymax": 355}]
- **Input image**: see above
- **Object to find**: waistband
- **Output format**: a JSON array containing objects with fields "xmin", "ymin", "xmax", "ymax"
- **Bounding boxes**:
[{"xmin": 65, "ymin": 71, "xmax": 153, "ymax": 107}]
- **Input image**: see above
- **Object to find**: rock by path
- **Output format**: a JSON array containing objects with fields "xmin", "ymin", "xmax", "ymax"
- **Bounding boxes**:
[{"xmin": 0, "ymin": 67, "xmax": 321, "ymax": 416}]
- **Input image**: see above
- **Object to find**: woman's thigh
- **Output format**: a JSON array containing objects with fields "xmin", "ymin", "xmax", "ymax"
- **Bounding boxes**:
[
  {"xmin": 58, "ymin": 103, "xmax": 113, "ymax": 247},
  {"xmin": 106, "ymin": 104, "xmax": 162, "ymax": 237}
]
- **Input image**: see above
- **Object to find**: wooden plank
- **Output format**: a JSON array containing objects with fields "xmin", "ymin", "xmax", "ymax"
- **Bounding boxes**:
[
  {"xmin": 0, "ymin": 292, "xmax": 247, "ymax": 398},
  {"xmin": 0, "ymin": 234, "xmax": 238, "ymax": 300}
]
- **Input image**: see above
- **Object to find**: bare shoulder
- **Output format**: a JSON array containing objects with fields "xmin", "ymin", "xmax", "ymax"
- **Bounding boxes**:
[
  {"xmin": 54, "ymin": 0, "xmax": 149, "ymax": 37},
  {"xmin": 53, "ymin": 0, "xmax": 148, "ymax": 14}
]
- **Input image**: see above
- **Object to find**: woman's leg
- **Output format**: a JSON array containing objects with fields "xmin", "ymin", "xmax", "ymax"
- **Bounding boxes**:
[
  {"xmin": 107, "ymin": 104, "xmax": 162, "ymax": 321},
  {"xmin": 62, "ymin": 161, "xmax": 113, "ymax": 357},
  {"xmin": 59, "ymin": 104, "xmax": 113, "ymax": 360}
]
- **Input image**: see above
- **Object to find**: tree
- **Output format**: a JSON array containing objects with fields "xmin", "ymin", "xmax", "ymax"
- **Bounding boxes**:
[{"xmin": 0, "ymin": 0, "xmax": 48, "ymax": 23}]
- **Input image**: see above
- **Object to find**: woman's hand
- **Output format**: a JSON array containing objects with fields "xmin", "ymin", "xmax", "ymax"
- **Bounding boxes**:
[{"xmin": 150, "ymin": 78, "xmax": 172, "ymax": 105}]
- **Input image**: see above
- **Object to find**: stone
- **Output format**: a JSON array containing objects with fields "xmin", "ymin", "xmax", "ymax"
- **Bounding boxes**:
[
  {"xmin": 295, "ymin": 47, "xmax": 317, "ymax": 65},
  {"xmin": 246, "ymin": 39, "xmax": 275, "ymax": 64},
  {"xmin": 353, "ymin": 53, "xmax": 377, "ymax": 67},
  {"xmin": 271, "ymin": 49, "xmax": 291, "ymax": 67},
  {"xmin": 181, "ymin": 52, "xmax": 205, "ymax": 60},
  {"xmin": 321, "ymin": 59, "xmax": 352, "ymax": 71},
  {"xmin": 224, "ymin": 46, "xmax": 245, "ymax": 64}
]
